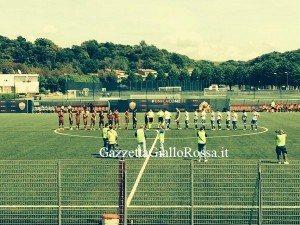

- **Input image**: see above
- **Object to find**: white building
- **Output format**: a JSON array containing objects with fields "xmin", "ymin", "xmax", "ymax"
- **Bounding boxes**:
[{"xmin": 0, "ymin": 74, "xmax": 39, "ymax": 94}]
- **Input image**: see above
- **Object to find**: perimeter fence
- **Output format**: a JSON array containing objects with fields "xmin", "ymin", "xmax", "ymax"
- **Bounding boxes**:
[{"xmin": 0, "ymin": 159, "xmax": 299, "ymax": 225}]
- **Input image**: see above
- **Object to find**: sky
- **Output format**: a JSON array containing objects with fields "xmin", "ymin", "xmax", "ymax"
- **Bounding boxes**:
[{"xmin": 1, "ymin": 0, "xmax": 300, "ymax": 61}]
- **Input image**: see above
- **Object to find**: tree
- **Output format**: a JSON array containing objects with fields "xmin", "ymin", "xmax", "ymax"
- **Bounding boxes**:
[
  {"xmin": 44, "ymin": 76, "xmax": 58, "ymax": 92},
  {"xmin": 145, "ymin": 73, "xmax": 156, "ymax": 81},
  {"xmin": 82, "ymin": 40, "xmax": 99, "ymax": 59},
  {"xmin": 81, "ymin": 59, "xmax": 99, "ymax": 74},
  {"xmin": 190, "ymin": 68, "xmax": 201, "ymax": 80},
  {"xmin": 156, "ymin": 69, "xmax": 167, "ymax": 81},
  {"xmin": 234, "ymin": 66, "xmax": 248, "ymax": 87},
  {"xmin": 112, "ymin": 56, "xmax": 129, "ymax": 71},
  {"xmin": 197, "ymin": 61, "xmax": 214, "ymax": 83},
  {"xmin": 170, "ymin": 53, "xmax": 185, "ymax": 68},
  {"xmin": 122, "ymin": 71, "xmax": 140, "ymax": 85},
  {"xmin": 168, "ymin": 67, "xmax": 179, "ymax": 81},
  {"xmin": 178, "ymin": 69, "xmax": 190, "ymax": 81},
  {"xmin": 12, "ymin": 36, "xmax": 32, "ymax": 64},
  {"xmin": 71, "ymin": 45, "xmax": 89, "ymax": 63},
  {"xmin": 33, "ymin": 38, "xmax": 59, "ymax": 69},
  {"xmin": 220, "ymin": 63, "xmax": 236, "ymax": 90}
]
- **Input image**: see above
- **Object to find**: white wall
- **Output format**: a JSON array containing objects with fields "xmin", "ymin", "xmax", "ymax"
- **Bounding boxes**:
[{"xmin": 0, "ymin": 74, "xmax": 39, "ymax": 94}]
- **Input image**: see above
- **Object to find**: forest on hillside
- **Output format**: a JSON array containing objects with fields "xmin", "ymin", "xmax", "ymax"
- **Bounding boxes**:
[{"xmin": 0, "ymin": 35, "xmax": 300, "ymax": 93}]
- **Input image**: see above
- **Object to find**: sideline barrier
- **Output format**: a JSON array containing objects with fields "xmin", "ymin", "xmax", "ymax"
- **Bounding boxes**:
[{"xmin": 0, "ymin": 160, "xmax": 299, "ymax": 224}]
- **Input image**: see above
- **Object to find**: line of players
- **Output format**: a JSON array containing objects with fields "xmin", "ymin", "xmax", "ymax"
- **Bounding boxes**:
[
  {"xmin": 58, "ymin": 108, "xmax": 123, "ymax": 130},
  {"xmin": 153, "ymin": 108, "xmax": 260, "ymax": 131},
  {"xmin": 58, "ymin": 107, "xmax": 260, "ymax": 131}
]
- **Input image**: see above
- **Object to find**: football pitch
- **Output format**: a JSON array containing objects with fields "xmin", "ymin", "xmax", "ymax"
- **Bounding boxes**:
[
  {"xmin": 0, "ymin": 112, "xmax": 298, "ymax": 161},
  {"xmin": 0, "ymin": 112, "xmax": 300, "ymax": 224}
]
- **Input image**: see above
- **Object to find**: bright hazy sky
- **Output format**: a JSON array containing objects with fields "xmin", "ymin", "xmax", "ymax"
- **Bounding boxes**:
[{"xmin": 1, "ymin": 0, "xmax": 300, "ymax": 61}]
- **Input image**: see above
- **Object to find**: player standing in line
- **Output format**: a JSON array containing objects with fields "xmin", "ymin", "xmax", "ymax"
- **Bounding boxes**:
[
  {"xmin": 90, "ymin": 111, "xmax": 97, "ymax": 130},
  {"xmin": 210, "ymin": 110, "xmax": 216, "ymax": 130},
  {"xmin": 175, "ymin": 108, "xmax": 181, "ymax": 129},
  {"xmin": 185, "ymin": 109, "xmax": 190, "ymax": 129},
  {"xmin": 157, "ymin": 109, "xmax": 164, "ymax": 128},
  {"xmin": 83, "ymin": 110, "xmax": 88, "ymax": 130},
  {"xmin": 124, "ymin": 109, "xmax": 130, "ymax": 130},
  {"xmin": 98, "ymin": 111, "xmax": 105, "ymax": 130},
  {"xmin": 251, "ymin": 109, "xmax": 260, "ymax": 130},
  {"xmin": 114, "ymin": 109, "xmax": 120, "ymax": 129},
  {"xmin": 232, "ymin": 111, "xmax": 238, "ymax": 130},
  {"xmin": 58, "ymin": 108, "xmax": 64, "ymax": 130},
  {"xmin": 68, "ymin": 109, "xmax": 73, "ymax": 130},
  {"xmin": 242, "ymin": 110, "xmax": 248, "ymax": 130},
  {"xmin": 75, "ymin": 110, "xmax": 81, "ymax": 130},
  {"xmin": 147, "ymin": 109, "xmax": 154, "ymax": 129},
  {"xmin": 144, "ymin": 110, "xmax": 149, "ymax": 130},
  {"xmin": 132, "ymin": 109, "xmax": 137, "ymax": 129},
  {"xmin": 107, "ymin": 110, "xmax": 114, "ymax": 127},
  {"xmin": 164, "ymin": 109, "xmax": 171, "ymax": 130},
  {"xmin": 226, "ymin": 109, "xmax": 231, "ymax": 130},
  {"xmin": 216, "ymin": 110, "xmax": 222, "ymax": 130},
  {"xmin": 193, "ymin": 109, "xmax": 199, "ymax": 130},
  {"xmin": 201, "ymin": 109, "xmax": 206, "ymax": 129}
]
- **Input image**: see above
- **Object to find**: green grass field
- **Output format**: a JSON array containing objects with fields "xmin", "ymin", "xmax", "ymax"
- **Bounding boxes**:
[
  {"xmin": 0, "ymin": 112, "xmax": 298, "ymax": 161},
  {"xmin": 1, "ymin": 112, "xmax": 300, "ymax": 224}
]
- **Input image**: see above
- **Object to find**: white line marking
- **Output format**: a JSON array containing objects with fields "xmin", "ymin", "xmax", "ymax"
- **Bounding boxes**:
[
  {"xmin": 126, "ymin": 131, "xmax": 159, "ymax": 207},
  {"xmin": 54, "ymin": 129, "xmax": 101, "ymax": 138}
]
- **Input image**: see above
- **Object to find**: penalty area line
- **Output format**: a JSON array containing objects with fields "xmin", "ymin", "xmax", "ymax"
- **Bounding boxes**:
[
  {"xmin": 164, "ymin": 126, "xmax": 269, "ymax": 139},
  {"xmin": 53, "ymin": 129, "xmax": 157, "ymax": 139},
  {"xmin": 54, "ymin": 129, "xmax": 101, "ymax": 139},
  {"xmin": 126, "ymin": 130, "xmax": 159, "ymax": 207}
]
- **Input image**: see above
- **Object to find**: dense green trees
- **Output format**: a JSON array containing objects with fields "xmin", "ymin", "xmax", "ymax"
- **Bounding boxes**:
[{"xmin": 0, "ymin": 35, "xmax": 300, "ymax": 93}]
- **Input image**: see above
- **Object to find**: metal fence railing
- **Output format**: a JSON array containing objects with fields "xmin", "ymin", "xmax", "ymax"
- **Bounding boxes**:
[
  {"xmin": 0, "ymin": 160, "xmax": 120, "ymax": 225},
  {"xmin": 0, "ymin": 160, "xmax": 299, "ymax": 224}
]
